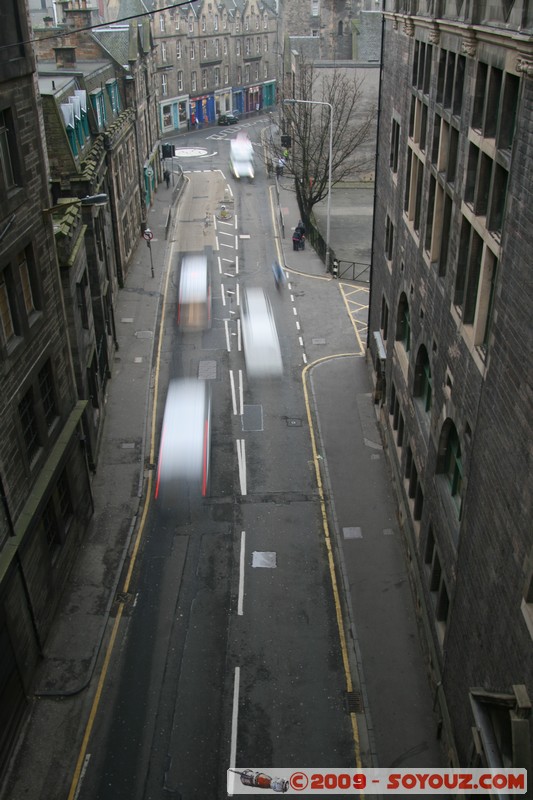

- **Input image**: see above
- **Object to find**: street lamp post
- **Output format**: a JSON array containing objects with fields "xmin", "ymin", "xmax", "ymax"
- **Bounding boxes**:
[{"xmin": 283, "ymin": 98, "xmax": 333, "ymax": 275}]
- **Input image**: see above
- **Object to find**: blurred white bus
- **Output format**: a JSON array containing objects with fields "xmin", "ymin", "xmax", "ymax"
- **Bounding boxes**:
[
  {"xmin": 177, "ymin": 253, "xmax": 211, "ymax": 331},
  {"xmin": 155, "ymin": 379, "xmax": 212, "ymax": 499},
  {"xmin": 241, "ymin": 287, "xmax": 283, "ymax": 378},
  {"xmin": 230, "ymin": 137, "xmax": 254, "ymax": 180}
]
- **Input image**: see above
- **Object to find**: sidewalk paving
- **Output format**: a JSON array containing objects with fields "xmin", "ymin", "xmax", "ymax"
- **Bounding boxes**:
[{"xmin": 2, "ymin": 168, "xmax": 443, "ymax": 800}]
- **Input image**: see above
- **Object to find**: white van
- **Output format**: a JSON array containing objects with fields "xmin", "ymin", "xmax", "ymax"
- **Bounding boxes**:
[
  {"xmin": 230, "ymin": 137, "xmax": 254, "ymax": 180},
  {"xmin": 177, "ymin": 253, "xmax": 211, "ymax": 331},
  {"xmin": 155, "ymin": 379, "xmax": 212, "ymax": 498},
  {"xmin": 241, "ymin": 287, "xmax": 283, "ymax": 378}
]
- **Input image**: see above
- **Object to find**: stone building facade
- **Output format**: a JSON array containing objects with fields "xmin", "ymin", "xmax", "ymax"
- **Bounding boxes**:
[
  {"xmin": 0, "ymin": 0, "xmax": 94, "ymax": 774},
  {"xmin": 367, "ymin": 0, "xmax": 532, "ymax": 771},
  {"xmin": 154, "ymin": 0, "xmax": 280, "ymax": 136}
]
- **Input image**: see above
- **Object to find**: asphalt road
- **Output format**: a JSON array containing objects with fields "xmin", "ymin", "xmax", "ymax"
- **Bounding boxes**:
[
  {"xmin": 1, "ymin": 117, "xmax": 443, "ymax": 800},
  {"xmin": 74, "ymin": 127, "xmax": 359, "ymax": 800}
]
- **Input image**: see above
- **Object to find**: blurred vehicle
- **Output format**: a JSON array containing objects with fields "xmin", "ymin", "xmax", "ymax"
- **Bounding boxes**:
[
  {"xmin": 177, "ymin": 253, "xmax": 211, "ymax": 331},
  {"xmin": 155, "ymin": 379, "xmax": 212, "ymax": 499},
  {"xmin": 218, "ymin": 112, "xmax": 239, "ymax": 125},
  {"xmin": 241, "ymin": 287, "xmax": 283, "ymax": 378},
  {"xmin": 230, "ymin": 135, "xmax": 254, "ymax": 180}
]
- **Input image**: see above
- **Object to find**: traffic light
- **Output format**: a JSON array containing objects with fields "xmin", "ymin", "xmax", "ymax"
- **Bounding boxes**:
[
  {"xmin": 162, "ymin": 143, "xmax": 175, "ymax": 158},
  {"xmin": 281, "ymin": 134, "xmax": 291, "ymax": 148}
]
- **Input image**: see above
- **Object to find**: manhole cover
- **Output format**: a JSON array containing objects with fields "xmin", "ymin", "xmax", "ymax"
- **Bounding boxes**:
[
  {"xmin": 252, "ymin": 551, "xmax": 277, "ymax": 568},
  {"xmin": 198, "ymin": 360, "xmax": 217, "ymax": 379},
  {"xmin": 135, "ymin": 330, "xmax": 153, "ymax": 339}
]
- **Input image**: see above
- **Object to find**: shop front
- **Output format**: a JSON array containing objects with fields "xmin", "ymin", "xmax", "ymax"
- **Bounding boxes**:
[
  {"xmin": 190, "ymin": 94, "xmax": 215, "ymax": 127},
  {"xmin": 232, "ymin": 89, "xmax": 244, "ymax": 114},
  {"xmin": 262, "ymin": 80, "xmax": 276, "ymax": 108},
  {"xmin": 215, "ymin": 89, "xmax": 233, "ymax": 116},
  {"xmin": 245, "ymin": 84, "xmax": 261, "ymax": 112},
  {"xmin": 160, "ymin": 96, "xmax": 188, "ymax": 134}
]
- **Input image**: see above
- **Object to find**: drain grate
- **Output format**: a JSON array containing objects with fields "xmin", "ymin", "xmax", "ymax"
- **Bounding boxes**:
[{"xmin": 345, "ymin": 690, "xmax": 363, "ymax": 714}]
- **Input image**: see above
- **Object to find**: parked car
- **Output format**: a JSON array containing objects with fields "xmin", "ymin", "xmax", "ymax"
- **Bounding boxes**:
[{"xmin": 218, "ymin": 112, "xmax": 239, "ymax": 125}]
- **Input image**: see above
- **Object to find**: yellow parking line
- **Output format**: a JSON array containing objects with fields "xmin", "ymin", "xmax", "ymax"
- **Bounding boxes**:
[{"xmin": 302, "ymin": 354, "xmax": 363, "ymax": 769}]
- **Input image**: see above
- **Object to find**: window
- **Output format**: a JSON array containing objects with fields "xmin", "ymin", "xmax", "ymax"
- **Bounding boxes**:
[
  {"xmin": 223, "ymin": 38, "xmax": 228, "ymax": 55},
  {"xmin": 190, "ymin": 41, "xmax": 195, "ymax": 60},
  {"xmin": 498, "ymin": 73, "xmax": 519, "ymax": 150},
  {"xmin": 215, "ymin": 39, "xmax": 219, "ymax": 56},
  {"xmin": 245, "ymin": 15, "xmax": 249, "ymax": 30},
  {"xmin": 159, "ymin": 14, "xmax": 165, "ymax": 32},
  {"xmin": 380, "ymin": 296, "xmax": 389, "ymax": 340},
  {"xmin": 385, "ymin": 214, "xmax": 394, "ymax": 260},
  {"xmin": 413, "ymin": 346, "xmax": 432, "ymax": 412},
  {"xmin": 42, "ymin": 498, "xmax": 60, "ymax": 554},
  {"xmin": 244, "ymin": 65, "xmax": 250, "ymax": 83},
  {"xmin": 201, "ymin": 15, "xmax": 206, "ymax": 31},
  {"xmin": 188, "ymin": 15, "xmax": 194, "ymax": 33},
  {"xmin": 91, "ymin": 91, "xmax": 106, "ymax": 130},
  {"xmin": 256, "ymin": 37, "xmax": 260, "ymax": 54},
  {"xmin": 412, "ymin": 40, "xmax": 432, "ymax": 92},
  {"xmin": 19, "ymin": 389, "xmax": 40, "ymax": 461},
  {"xmin": 264, "ymin": 62, "xmax": 268, "ymax": 79},
  {"xmin": 263, "ymin": 12, "xmax": 268, "ymax": 29},
  {"xmin": 176, "ymin": 40, "xmax": 181, "ymax": 58},
  {"xmin": 224, "ymin": 65, "xmax": 229, "ymax": 85},
  {"xmin": 161, "ymin": 74, "xmax": 168, "ymax": 96},
  {"xmin": 177, "ymin": 70, "xmax": 183, "ymax": 91},
  {"xmin": 106, "ymin": 80, "xmax": 121, "ymax": 115},
  {"xmin": 191, "ymin": 71, "xmax": 197, "ymax": 91},
  {"xmin": 161, "ymin": 41, "xmax": 167, "ymax": 62},
  {"xmin": 76, "ymin": 270, "xmax": 89, "ymax": 329},
  {"xmin": 437, "ymin": 421, "xmax": 463, "ymax": 516},
  {"xmin": 38, "ymin": 361, "xmax": 57, "ymax": 428},
  {"xmin": 390, "ymin": 118, "xmax": 400, "ymax": 173},
  {"xmin": 245, "ymin": 38, "xmax": 251, "ymax": 55},
  {"xmin": 214, "ymin": 14, "xmax": 219, "ymax": 31},
  {"xmin": 521, "ymin": 549, "xmax": 533, "ymax": 641},
  {"xmin": 312, "ymin": 0, "xmax": 319, "ymax": 15},
  {"xmin": 396, "ymin": 293, "xmax": 410, "ymax": 352},
  {"xmin": 202, "ymin": 69, "xmax": 207, "ymax": 89},
  {"xmin": 0, "ymin": 108, "xmax": 18, "ymax": 192},
  {"xmin": 264, "ymin": 36, "xmax": 268, "ymax": 52},
  {"xmin": 214, "ymin": 68, "xmax": 220, "ymax": 87},
  {"xmin": 455, "ymin": 220, "xmax": 483, "ymax": 323},
  {"xmin": 237, "ymin": 66, "xmax": 242, "ymax": 84},
  {"xmin": 0, "ymin": 273, "xmax": 16, "ymax": 343},
  {"xmin": 202, "ymin": 40, "xmax": 207, "ymax": 58},
  {"xmin": 236, "ymin": 39, "xmax": 241, "ymax": 56},
  {"xmin": 18, "ymin": 249, "xmax": 38, "ymax": 317}
]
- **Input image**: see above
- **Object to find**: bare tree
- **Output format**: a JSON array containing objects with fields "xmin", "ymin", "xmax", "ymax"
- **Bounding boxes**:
[{"xmin": 280, "ymin": 63, "xmax": 377, "ymax": 227}]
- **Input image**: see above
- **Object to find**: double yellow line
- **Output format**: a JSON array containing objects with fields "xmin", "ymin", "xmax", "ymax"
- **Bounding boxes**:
[{"xmin": 67, "ymin": 234, "xmax": 177, "ymax": 800}]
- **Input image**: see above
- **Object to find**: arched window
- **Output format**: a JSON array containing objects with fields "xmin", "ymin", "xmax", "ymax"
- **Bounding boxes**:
[
  {"xmin": 413, "ymin": 345, "xmax": 431, "ymax": 411},
  {"xmin": 395, "ymin": 292, "xmax": 411, "ymax": 352},
  {"xmin": 338, "ymin": 20, "xmax": 343, "ymax": 36},
  {"xmin": 436, "ymin": 420, "xmax": 463, "ymax": 516}
]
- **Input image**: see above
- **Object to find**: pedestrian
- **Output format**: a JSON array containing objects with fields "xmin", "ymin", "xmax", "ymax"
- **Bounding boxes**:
[
  {"xmin": 272, "ymin": 260, "xmax": 285, "ymax": 291},
  {"xmin": 276, "ymin": 157, "xmax": 286, "ymax": 177},
  {"xmin": 163, "ymin": 170, "xmax": 170, "ymax": 189}
]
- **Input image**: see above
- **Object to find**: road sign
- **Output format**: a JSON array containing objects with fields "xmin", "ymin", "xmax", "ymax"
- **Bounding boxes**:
[{"xmin": 143, "ymin": 228, "xmax": 153, "ymax": 241}]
